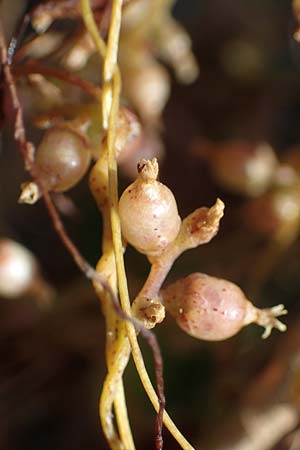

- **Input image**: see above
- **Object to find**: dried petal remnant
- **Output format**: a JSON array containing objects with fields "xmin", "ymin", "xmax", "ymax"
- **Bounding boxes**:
[{"xmin": 175, "ymin": 198, "xmax": 224, "ymax": 251}]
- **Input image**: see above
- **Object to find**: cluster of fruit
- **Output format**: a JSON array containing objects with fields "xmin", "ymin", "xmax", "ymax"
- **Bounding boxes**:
[{"xmin": 0, "ymin": 2, "xmax": 289, "ymax": 450}]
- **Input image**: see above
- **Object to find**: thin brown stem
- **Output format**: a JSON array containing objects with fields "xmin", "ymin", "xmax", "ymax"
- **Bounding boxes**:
[
  {"xmin": 1, "ymin": 22, "xmax": 93, "ymax": 276},
  {"xmin": 14, "ymin": 59, "xmax": 102, "ymax": 100}
]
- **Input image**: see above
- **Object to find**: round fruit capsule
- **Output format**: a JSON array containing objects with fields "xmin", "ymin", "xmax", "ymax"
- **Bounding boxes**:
[
  {"xmin": 35, "ymin": 126, "xmax": 91, "ymax": 192},
  {"xmin": 209, "ymin": 141, "xmax": 278, "ymax": 197},
  {"xmin": 161, "ymin": 273, "xmax": 287, "ymax": 341},
  {"xmin": 119, "ymin": 158, "xmax": 181, "ymax": 257},
  {"xmin": 0, "ymin": 239, "xmax": 37, "ymax": 298}
]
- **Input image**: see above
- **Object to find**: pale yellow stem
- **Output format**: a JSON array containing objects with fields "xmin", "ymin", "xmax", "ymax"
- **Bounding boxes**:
[
  {"xmin": 90, "ymin": 154, "xmax": 135, "ymax": 450},
  {"xmin": 82, "ymin": 0, "xmax": 195, "ymax": 448},
  {"xmin": 80, "ymin": 0, "xmax": 136, "ymax": 445}
]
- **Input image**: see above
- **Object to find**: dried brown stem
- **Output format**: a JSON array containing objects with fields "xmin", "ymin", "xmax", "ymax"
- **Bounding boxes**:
[
  {"xmin": 7, "ymin": 7, "xmax": 31, "ymax": 65},
  {"xmin": 14, "ymin": 59, "xmax": 102, "ymax": 100}
]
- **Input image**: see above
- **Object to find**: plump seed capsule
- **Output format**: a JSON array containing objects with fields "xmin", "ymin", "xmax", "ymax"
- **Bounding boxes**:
[
  {"xmin": 123, "ymin": 60, "xmax": 170, "ymax": 123},
  {"xmin": 87, "ymin": 106, "xmax": 142, "ymax": 160},
  {"xmin": 119, "ymin": 158, "xmax": 181, "ymax": 257},
  {"xmin": 118, "ymin": 130, "xmax": 165, "ymax": 180},
  {"xmin": 155, "ymin": 18, "xmax": 199, "ymax": 83},
  {"xmin": 0, "ymin": 239, "xmax": 37, "ymax": 298},
  {"xmin": 209, "ymin": 141, "xmax": 278, "ymax": 197},
  {"xmin": 242, "ymin": 168, "xmax": 300, "ymax": 238},
  {"xmin": 35, "ymin": 127, "xmax": 91, "ymax": 192},
  {"xmin": 161, "ymin": 273, "xmax": 287, "ymax": 341},
  {"xmin": 115, "ymin": 107, "xmax": 143, "ymax": 161}
]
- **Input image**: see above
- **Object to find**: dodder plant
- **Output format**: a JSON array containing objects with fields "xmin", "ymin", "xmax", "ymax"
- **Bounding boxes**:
[{"xmin": 0, "ymin": 1, "xmax": 288, "ymax": 449}]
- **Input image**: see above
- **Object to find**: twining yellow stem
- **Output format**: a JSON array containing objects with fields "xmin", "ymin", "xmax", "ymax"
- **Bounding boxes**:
[
  {"xmin": 97, "ymin": 271, "xmax": 128, "ymax": 450},
  {"xmin": 95, "ymin": 247, "xmax": 132, "ymax": 450},
  {"xmin": 80, "ymin": 2, "xmax": 135, "ymax": 446},
  {"xmin": 89, "ymin": 149, "xmax": 135, "ymax": 450},
  {"xmin": 82, "ymin": 0, "xmax": 195, "ymax": 448},
  {"xmin": 80, "ymin": 0, "xmax": 106, "ymax": 58},
  {"xmin": 102, "ymin": 0, "xmax": 123, "ymax": 129}
]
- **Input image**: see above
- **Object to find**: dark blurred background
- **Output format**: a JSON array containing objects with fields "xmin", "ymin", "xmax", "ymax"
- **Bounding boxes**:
[{"xmin": 1, "ymin": 1, "xmax": 300, "ymax": 449}]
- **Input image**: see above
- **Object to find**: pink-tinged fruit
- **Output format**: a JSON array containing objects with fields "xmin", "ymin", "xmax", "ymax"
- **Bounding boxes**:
[{"xmin": 161, "ymin": 273, "xmax": 287, "ymax": 341}]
